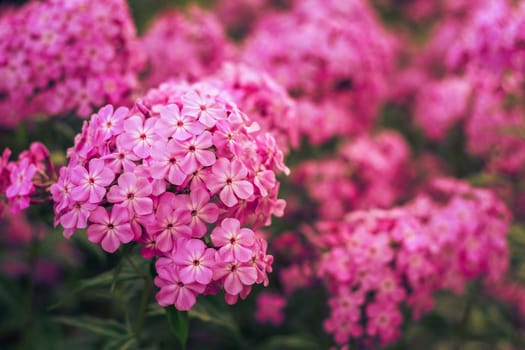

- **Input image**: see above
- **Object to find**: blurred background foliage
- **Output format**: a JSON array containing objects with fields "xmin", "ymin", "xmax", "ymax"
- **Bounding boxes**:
[{"xmin": 0, "ymin": 0, "xmax": 524, "ymax": 349}]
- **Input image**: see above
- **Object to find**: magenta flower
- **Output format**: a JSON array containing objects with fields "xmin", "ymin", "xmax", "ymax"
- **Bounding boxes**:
[
  {"xmin": 95, "ymin": 105, "xmax": 128, "ymax": 141},
  {"xmin": 118, "ymin": 115, "xmax": 159, "ymax": 158},
  {"xmin": 173, "ymin": 188, "xmax": 219, "ymax": 238},
  {"xmin": 149, "ymin": 140, "xmax": 187, "ymax": 186},
  {"xmin": 107, "ymin": 172, "xmax": 153, "ymax": 216},
  {"xmin": 213, "ymin": 257, "xmax": 257, "ymax": 295},
  {"xmin": 205, "ymin": 158, "xmax": 254, "ymax": 207},
  {"xmin": 173, "ymin": 238, "xmax": 215, "ymax": 284},
  {"xmin": 87, "ymin": 206, "xmax": 134, "ymax": 253},
  {"xmin": 157, "ymin": 104, "xmax": 205, "ymax": 140},
  {"xmin": 59, "ymin": 202, "xmax": 97, "ymax": 238},
  {"xmin": 50, "ymin": 167, "xmax": 73, "ymax": 213},
  {"xmin": 155, "ymin": 265, "xmax": 206, "ymax": 311},
  {"xmin": 211, "ymin": 218, "xmax": 255, "ymax": 263},
  {"xmin": 102, "ymin": 141, "xmax": 139, "ymax": 174},
  {"xmin": 146, "ymin": 194, "xmax": 192, "ymax": 252},
  {"xmin": 178, "ymin": 131, "xmax": 216, "ymax": 174},
  {"xmin": 70, "ymin": 158, "xmax": 114, "ymax": 204},
  {"xmin": 5, "ymin": 158, "xmax": 36, "ymax": 205},
  {"xmin": 181, "ymin": 91, "xmax": 226, "ymax": 127}
]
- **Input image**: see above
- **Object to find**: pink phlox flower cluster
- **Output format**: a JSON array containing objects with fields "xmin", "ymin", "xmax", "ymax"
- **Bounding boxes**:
[
  {"xmin": 442, "ymin": 0, "xmax": 523, "ymax": 74},
  {"xmin": 0, "ymin": 0, "xmax": 144, "ymax": 126},
  {"xmin": 1, "ymin": 142, "xmax": 53, "ymax": 215},
  {"xmin": 293, "ymin": 131, "xmax": 411, "ymax": 220},
  {"xmin": 394, "ymin": 0, "xmax": 525, "ymax": 176},
  {"xmin": 464, "ymin": 72, "xmax": 525, "ymax": 175},
  {"xmin": 270, "ymin": 230, "xmax": 316, "ymax": 295},
  {"xmin": 413, "ymin": 77, "xmax": 472, "ymax": 141},
  {"xmin": 52, "ymin": 81, "xmax": 287, "ymax": 309},
  {"xmin": 240, "ymin": 0, "xmax": 398, "ymax": 142},
  {"xmin": 140, "ymin": 6, "xmax": 235, "ymax": 88},
  {"xmin": 295, "ymin": 100, "xmax": 354, "ymax": 146},
  {"xmin": 207, "ymin": 63, "xmax": 299, "ymax": 153},
  {"xmin": 314, "ymin": 178, "xmax": 510, "ymax": 346}
]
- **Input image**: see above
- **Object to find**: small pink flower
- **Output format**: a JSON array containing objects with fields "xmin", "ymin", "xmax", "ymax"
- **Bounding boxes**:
[
  {"xmin": 147, "ymin": 193, "xmax": 192, "ymax": 252},
  {"xmin": 107, "ymin": 172, "xmax": 153, "ymax": 216},
  {"xmin": 173, "ymin": 238, "xmax": 216, "ymax": 284},
  {"xmin": 70, "ymin": 158, "xmax": 114, "ymax": 204},
  {"xmin": 213, "ymin": 255, "xmax": 257, "ymax": 295},
  {"xmin": 155, "ymin": 265, "xmax": 206, "ymax": 311},
  {"xmin": 149, "ymin": 140, "xmax": 187, "ymax": 186},
  {"xmin": 205, "ymin": 158, "xmax": 253, "ymax": 207},
  {"xmin": 118, "ymin": 115, "xmax": 159, "ymax": 158},
  {"xmin": 157, "ymin": 103, "xmax": 205, "ymax": 140},
  {"xmin": 59, "ymin": 201, "xmax": 97, "ymax": 238},
  {"xmin": 177, "ymin": 131, "xmax": 216, "ymax": 174},
  {"xmin": 173, "ymin": 188, "xmax": 219, "ymax": 237},
  {"xmin": 87, "ymin": 206, "xmax": 134, "ymax": 253},
  {"xmin": 95, "ymin": 104, "xmax": 127, "ymax": 141},
  {"xmin": 102, "ymin": 141, "xmax": 139, "ymax": 174},
  {"xmin": 50, "ymin": 167, "xmax": 73, "ymax": 213},
  {"xmin": 181, "ymin": 90, "xmax": 226, "ymax": 127},
  {"xmin": 212, "ymin": 120, "xmax": 242, "ymax": 156},
  {"xmin": 211, "ymin": 218, "xmax": 255, "ymax": 262},
  {"xmin": 5, "ymin": 158, "xmax": 36, "ymax": 204}
]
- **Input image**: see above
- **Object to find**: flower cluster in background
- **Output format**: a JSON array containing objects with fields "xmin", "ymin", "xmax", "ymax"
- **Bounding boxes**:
[
  {"xmin": 316, "ymin": 178, "xmax": 510, "ymax": 346},
  {"xmin": 0, "ymin": 0, "xmax": 144, "ymax": 126},
  {"xmin": 241, "ymin": 0, "xmax": 398, "ymax": 143},
  {"xmin": 0, "ymin": 0, "xmax": 525, "ymax": 349},
  {"xmin": 140, "ymin": 7, "xmax": 234, "ymax": 88}
]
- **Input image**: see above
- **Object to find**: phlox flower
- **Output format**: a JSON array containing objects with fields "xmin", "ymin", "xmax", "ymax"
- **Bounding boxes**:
[
  {"xmin": 181, "ymin": 90, "xmax": 226, "ymax": 128},
  {"xmin": 70, "ymin": 158, "xmax": 114, "ymax": 204},
  {"xmin": 172, "ymin": 188, "xmax": 219, "ymax": 238},
  {"xmin": 87, "ymin": 206, "xmax": 134, "ymax": 253},
  {"xmin": 95, "ymin": 105, "xmax": 128, "ymax": 141},
  {"xmin": 118, "ymin": 115, "xmax": 160, "ymax": 158},
  {"xmin": 173, "ymin": 238, "xmax": 215, "ymax": 285},
  {"xmin": 50, "ymin": 167, "xmax": 73, "ymax": 213},
  {"xmin": 146, "ymin": 193, "xmax": 192, "ymax": 252},
  {"xmin": 149, "ymin": 140, "xmax": 187, "ymax": 186},
  {"xmin": 157, "ymin": 104, "xmax": 205, "ymax": 140},
  {"xmin": 59, "ymin": 202, "xmax": 97, "ymax": 238},
  {"xmin": 155, "ymin": 265, "xmax": 206, "ymax": 311},
  {"xmin": 102, "ymin": 141, "xmax": 139, "ymax": 174},
  {"xmin": 107, "ymin": 172, "xmax": 153, "ymax": 216},
  {"xmin": 177, "ymin": 131, "xmax": 216, "ymax": 174},
  {"xmin": 211, "ymin": 218, "xmax": 255, "ymax": 263},
  {"xmin": 205, "ymin": 158, "xmax": 254, "ymax": 207},
  {"xmin": 5, "ymin": 158, "xmax": 36, "ymax": 211},
  {"xmin": 213, "ymin": 255, "xmax": 257, "ymax": 296}
]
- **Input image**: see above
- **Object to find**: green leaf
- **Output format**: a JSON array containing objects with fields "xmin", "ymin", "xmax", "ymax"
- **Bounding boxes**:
[
  {"xmin": 48, "ymin": 268, "xmax": 140, "ymax": 311},
  {"xmin": 165, "ymin": 307, "xmax": 189, "ymax": 349},
  {"xmin": 53, "ymin": 316, "xmax": 128, "ymax": 338},
  {"xmin": 102, "ymin": 336, "xmax": 137, "ymax": 350},
  {"xmin": 256, "ymin": 335, "xmax": 319, "ymax": 350},
  {"xmin": 188, "ymin": 299, "xmax": 241, "ymax": 342}
]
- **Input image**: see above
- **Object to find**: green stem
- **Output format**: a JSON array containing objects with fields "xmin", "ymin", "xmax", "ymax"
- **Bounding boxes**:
[
  {"xmin": 124, "ymin": 255, "xmax": 151, "ymax": 343},
  {"xmin": 135, "ymin": 273, "xmax": 150, "ymax": 341},
  {"xmin": 20, "ymin": 231, "xmax": 40, "ymax": 350}
]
